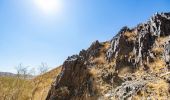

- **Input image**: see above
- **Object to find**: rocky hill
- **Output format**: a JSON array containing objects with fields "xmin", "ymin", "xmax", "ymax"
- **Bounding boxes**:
[{"xmin": 46, "ymin": 12, "xmax": 170, "ymax": 100}]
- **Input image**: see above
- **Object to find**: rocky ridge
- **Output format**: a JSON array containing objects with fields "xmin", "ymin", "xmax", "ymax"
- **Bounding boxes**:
[{"xmin": 46, "ymin": 12, "xmax": 170, "ymax": 100}]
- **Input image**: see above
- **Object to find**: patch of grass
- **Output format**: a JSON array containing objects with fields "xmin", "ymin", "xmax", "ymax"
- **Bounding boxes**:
[
  {"xmin": 145, "ymin": 80, "xmax": 170, "ymax": 99},
  {"xmin": 0, "ymin": 66, "xmax": 61, "ymax": 100},
  {"xmin": 31, "ymin": 66, "xmax": 61, "ymax": 100},
  {"xmin": 157, "ymin": 36, "xmax": 170, "ymax": 45},
  {"xmin": 151, "ymin": 46, "xmax": 164, "ymax": 55},
  {"xmin": 89, "ymin": 67, "xmax": 100, "ymax": 76},
  {"xmin": 132, "ymin": 79, "xmax": 170, "ymax": 99},
  {"xmin": 148, "ymin": 59, "xmax": 166, "ymax": 73},
  {"xmin": 92, "ymin": 57, "xmax": 106, "ymax": 65},
  {"xmin": 124, "ymin": 31, "xmax": 137, "ymax": 42},
  {"xmin": 0, "ymin": 76, "xmax": 33, "ymax": 100}
]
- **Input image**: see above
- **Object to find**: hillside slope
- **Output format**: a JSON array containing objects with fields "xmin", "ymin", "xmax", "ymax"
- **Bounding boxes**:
[
  {"xmin": 32, "ymin": 66, "xmax": 61, "ymax": 100},
  {"xmin": 46, "ymin": 12, "xmax": 170, "ymax": 100},
  {"xmin": 0, "ymin": 66, "xmax": 61, "ymax": 100}
]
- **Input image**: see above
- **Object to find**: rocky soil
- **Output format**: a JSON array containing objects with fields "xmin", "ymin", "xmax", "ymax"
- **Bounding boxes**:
[{"xmin": 46, "ymin": 12, "xmax": 170, "ymax": 100}]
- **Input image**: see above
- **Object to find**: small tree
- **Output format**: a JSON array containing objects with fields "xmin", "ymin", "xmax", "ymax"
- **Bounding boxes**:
[
  {"xmin": 36, "ymin": 62, "xmax": 49, "ymax": 100},
  {"xmin": 38, "ymin": 62, "xmax": 49, "ymax": 75},
  {"xmin": 15, "ymin": 63, "xmax": 28, "ymax": 79}
]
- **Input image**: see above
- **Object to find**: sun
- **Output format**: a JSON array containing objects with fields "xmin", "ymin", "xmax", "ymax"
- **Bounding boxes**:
[{"xmin": 34, "ymin": 0, "xmax": 62, "ymax": 14}]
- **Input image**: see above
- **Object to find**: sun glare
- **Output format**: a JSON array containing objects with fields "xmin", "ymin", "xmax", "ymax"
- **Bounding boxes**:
[{"xmin": 34, "ymin": 0, "xmax": 62, "ymax": 14}]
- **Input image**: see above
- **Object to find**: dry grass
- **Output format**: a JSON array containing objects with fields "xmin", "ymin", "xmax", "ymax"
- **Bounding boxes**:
[
  {"xmin": 0, "ymin": 66, "xmax": 61, "ymax": 100},
  {"xmin": 151, "ymin": 46, "xmax": 164, "ymax": 55},
  {"xmin": 132, "ymin": 79, "xmax": 170, "ymax": 99},
  {"xmin": 148, "ymin": 59, "xmax": 166, "ymax": 73},
  {"xmin": 157, "ymin": 36, "xmax": 170, "ymax": 45},
  {"xmin": 124, "ymin": 31, "xmax": 137, "ymax": 41},
  {"xmin": 0, "ymin": 76, "xmax": 33, "ymax": 100},
  {"xmin": 103, "ymin": 42, "xmax": 111, "ymax": 50},
  {"xmin": 118, "ymin": 66, "xmax": 132, "ymax": 75},
  {"xmin": 144, "ymin": 80, "xmax": 169, "ymax": 99},
  {"xmin": 89, "ymin": 67, "xmax": 100, "ymax": 76},
  {"xmin": 92, "ymin": 57, "xmax": 105, "ymax": 64},
  {"xmin": 147, "ymin": 80, "xmax": 169, "ymax": 92},
  {"xmin": 32, "ymin": 66, "xmax": 61, "ymax": 100},
  {"xmin": 90, "ymin": 42, "xmax": 110, "ymax": 65}
]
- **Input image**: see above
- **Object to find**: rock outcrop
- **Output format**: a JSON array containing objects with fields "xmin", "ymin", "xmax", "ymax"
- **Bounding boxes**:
[
  {"xmin": 107, "ymin": 13, "xmax": 170, "ymax": 71},
  {"xmin": 46, "ymin": 12, "xmax": 170, "ymax": 100}
]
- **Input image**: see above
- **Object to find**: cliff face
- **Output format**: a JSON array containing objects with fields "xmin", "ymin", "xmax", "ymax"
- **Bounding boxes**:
[
  {"xmin": 107, "ymin": 12, "xmax": 170, "ymax": 71},
  {"xmin": 46, "ymin": 12, "xmax": 170, "ymax": 100}
]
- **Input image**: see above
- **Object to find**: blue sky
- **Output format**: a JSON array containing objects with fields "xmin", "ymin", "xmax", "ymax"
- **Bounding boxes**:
[{"xmin": 0, "ymin": 0, "xmax": 170, "ymax": 73}]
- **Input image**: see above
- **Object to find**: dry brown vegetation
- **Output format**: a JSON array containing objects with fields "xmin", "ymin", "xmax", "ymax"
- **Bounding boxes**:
[
  {"xmin": 124, "ymin": 31, "xmax": 137, "ymax": 42},
  {"xmin": 91, "ymin": 42, "xmax": 110, "ymax": 65},
  {"xmin": 157, "ymin": 36, "xmax": 170, "ymax": 45},
  {"xmin": 151, "ymin": 46, "xmax": 164, "ymax": 55},
  {"xmin": 133, "ymin": 79, "xmax": 170, "ymax": 99},
  {"xmin": 148, "ymin": 59, "xmax": 166, "ymax": 73},
  {"xmin": 0, "ymin": 66, "xmax": 61, "ymax": 100},
  {"xmin": 32, "ymin": 66, "xmax": 61, "ymax": 100},
  {"xmin": 0, "ymin": 76, "xmax": 33, "ymax": 100}
]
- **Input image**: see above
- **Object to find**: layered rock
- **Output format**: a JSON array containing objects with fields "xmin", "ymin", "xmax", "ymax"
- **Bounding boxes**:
[
  {"xmin": 47, "ymin": 12, "xmax": 170, "ymax": 100},
  {"xmin": 106, "ymin": 12, "xmax": 170, "ymax": 72},
  {"xmin": 46, "ymin": 47, "xmax": 100, "ymax": 100}
]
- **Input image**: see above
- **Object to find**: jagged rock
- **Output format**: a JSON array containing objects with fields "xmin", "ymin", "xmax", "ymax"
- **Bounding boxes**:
[
  {"xmin": 114, "ymin": 80, "xmax": 146, "ymax": 100},
  {"xmin": 47, "ymin": 12, "xmax": 170, "ymax": 100},
  {"xmin": 164, "ymin": 41, "xmax": 170, "ymax": 66},
  {"xmin": 150, "ymin": 12, "xmax": 170, "ymax": 36},
  {"xmin": 46, "ymin": 55, "xmax": 98, "ymax": 100},
  {"xmin": 106, "ymin": 12, "xmax": 170, "ymax": 71},
  {"xmin": 87, "ymin": 40, "xmax": 101, "ymax": 58}
]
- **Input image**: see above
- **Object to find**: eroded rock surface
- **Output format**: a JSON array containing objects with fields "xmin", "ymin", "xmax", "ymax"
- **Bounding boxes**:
[{"xmin": 47, "ymin": 12, "xmax": 170, "ymax": 100}]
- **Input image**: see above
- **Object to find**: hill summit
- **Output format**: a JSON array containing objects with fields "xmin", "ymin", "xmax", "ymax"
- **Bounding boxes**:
[{"xmin": 46, "ymin": 12, "xmax": 170, "ymax": 100}]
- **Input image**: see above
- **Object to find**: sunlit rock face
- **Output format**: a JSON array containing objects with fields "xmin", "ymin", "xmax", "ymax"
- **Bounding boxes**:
[
  {"xmin": 47, "ymin": 12, "xmax": 170, "ymax": 100},
  {"xmin": 106, "ymin": 12, "xmax": 170, "ymax": 71}
]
